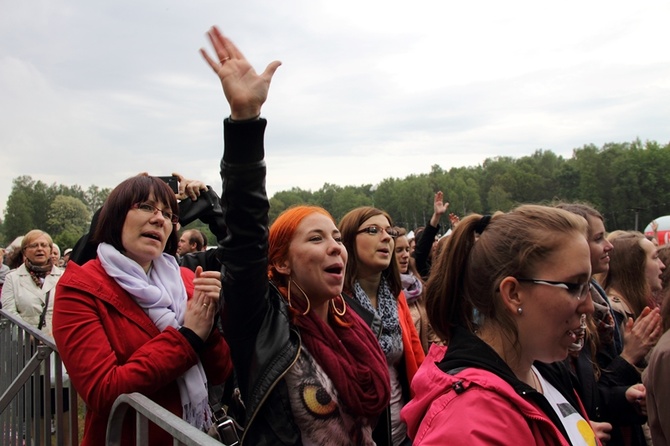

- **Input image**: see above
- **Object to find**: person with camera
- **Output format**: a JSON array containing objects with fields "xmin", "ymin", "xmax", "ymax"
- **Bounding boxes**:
[{"xmin": 53, "ymin": 174, "xmax": 232, "ymax": 446}]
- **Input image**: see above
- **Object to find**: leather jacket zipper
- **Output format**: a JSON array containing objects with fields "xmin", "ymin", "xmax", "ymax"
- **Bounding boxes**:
[{"xmin": 240, "ymin": 329, "xmax": 302, "ymax": 444}]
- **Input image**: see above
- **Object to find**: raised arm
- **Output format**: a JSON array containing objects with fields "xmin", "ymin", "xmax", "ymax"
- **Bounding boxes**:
[
  {"xmin": 415, "ymin": 192, "xmax": 449, "ymax": 278},
  {"xmin": 200, "ymin": 25, "xmax": 281, "ymax": 333}
]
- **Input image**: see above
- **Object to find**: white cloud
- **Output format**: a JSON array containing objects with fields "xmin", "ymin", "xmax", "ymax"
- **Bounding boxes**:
[{"xmin": 1, "ymin": 0, "xmax": 670, "ymax": 222}]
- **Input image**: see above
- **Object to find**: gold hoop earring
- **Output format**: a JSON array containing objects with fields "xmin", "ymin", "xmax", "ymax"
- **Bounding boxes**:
[
  {"xmin": 288, "ymin": 279, "xmax": 311, "ymax": 316},
  {"xmin": 330, "ymin": 295, "xmax": 347, "ymax": 317}
]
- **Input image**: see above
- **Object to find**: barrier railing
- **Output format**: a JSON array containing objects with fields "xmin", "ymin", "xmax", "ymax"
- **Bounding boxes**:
[
  {"xmin": 0, "ymin": 309, "xmax": 77, "ymax": 446},
  {"xmin": 2, "ymin": 309, "xmax": 223, "ymax": 446},
  {"xmin": 106, "ymin": 393, "xmax": 222, "ymax": 446}
]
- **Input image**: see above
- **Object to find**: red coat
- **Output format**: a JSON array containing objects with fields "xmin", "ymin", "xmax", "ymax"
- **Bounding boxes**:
[{"xmin": 53, "ymin": 259, "xmax": 232, "ymax": 446}]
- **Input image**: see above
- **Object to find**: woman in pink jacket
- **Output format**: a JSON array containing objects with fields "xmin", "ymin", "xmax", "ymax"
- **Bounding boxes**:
[
  {"xmin": 53, "ymin": 175, "xmax": 232, "ymax": 445},
  {"xmin": 401, "ymin": 205, "xmax": 600, "ymax": 445}
]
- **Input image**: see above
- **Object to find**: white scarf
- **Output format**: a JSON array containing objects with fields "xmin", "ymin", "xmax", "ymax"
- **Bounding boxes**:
[{"xmin": 97, "ymin": 243, "xmax": 212, "ymax": 430}]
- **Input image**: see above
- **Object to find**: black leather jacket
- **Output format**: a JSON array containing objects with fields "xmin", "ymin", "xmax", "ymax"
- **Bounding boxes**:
[{"xmin": 219, "ymin": 118, "xmax": 302, "ymax": 445}]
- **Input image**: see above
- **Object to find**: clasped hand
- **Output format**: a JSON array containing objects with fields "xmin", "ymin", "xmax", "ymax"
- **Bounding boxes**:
[{"xmin": 183, "ymin": 266, "xmax": 221, "ymax": 340}]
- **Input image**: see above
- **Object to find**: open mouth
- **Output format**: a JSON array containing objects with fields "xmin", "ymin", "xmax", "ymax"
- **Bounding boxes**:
[
  {"xmin": 142, "ymin": 232, "xmax": 162, "ymax": 242},
  {"xmin": 324, "ymin": 264, "xmax": 343, "ymax": 275}
]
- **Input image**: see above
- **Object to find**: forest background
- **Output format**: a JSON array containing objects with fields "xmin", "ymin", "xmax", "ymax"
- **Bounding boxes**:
[{"xmin": 2, "ymin": 138, "xmax": 669, "ymax": 251}]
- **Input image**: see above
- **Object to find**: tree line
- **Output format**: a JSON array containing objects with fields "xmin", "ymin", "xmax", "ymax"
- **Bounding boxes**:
[
  {"xmin": 2, "ymin": 138, "xmax": 669, "ymax": 249},
  {"xmin": 268, "ymin": 139, "xmax": 670, "ymax": 231}
]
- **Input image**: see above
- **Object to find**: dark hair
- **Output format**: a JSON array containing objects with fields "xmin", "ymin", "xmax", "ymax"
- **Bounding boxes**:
[
  {"xmin": 93, "ymin": 175, "xmax": 179, "ymax": 255},
  {"xmin": 426, "ymin": 204, "xmax": 588, "ymax": 342},
  {"xmin": 339, "ymin": 206, "xmax": 401, "ymax": 297}
]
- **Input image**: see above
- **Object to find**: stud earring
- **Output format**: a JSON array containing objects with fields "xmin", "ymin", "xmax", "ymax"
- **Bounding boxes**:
[{"xmin": 517, "ymin": 307, "xmax": 523, "ymax": 315}]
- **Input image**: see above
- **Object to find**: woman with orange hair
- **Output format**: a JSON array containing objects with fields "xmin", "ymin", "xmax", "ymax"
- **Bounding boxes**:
[{"xmin": 201, "ymin": 27, "xmax": 390, "ymax": 445}]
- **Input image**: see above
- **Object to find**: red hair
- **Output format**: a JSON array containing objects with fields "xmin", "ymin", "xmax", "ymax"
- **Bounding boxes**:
[
  {"xmin": 268, "ymin": 205, "xmax": 349, "ymax": 326},
  {"xmin": 268, "ymin": 205, "xmax": 334, "ymax": 285}
]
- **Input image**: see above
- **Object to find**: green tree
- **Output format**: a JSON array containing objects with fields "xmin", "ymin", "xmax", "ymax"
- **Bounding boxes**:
[
  {"xmin": 487, "ymin": 185, "xmax": 514, "ymax": 212},
  {"xmin": 85, "ymin": 185, "xmax": 112, "ymax": 214},
  {"xmin": 46, "ymin": 195, "xmax": 90, "ymax": 249},
  {"xmin": 3, "ymin": 178, "xmax": 35, "ymax": 241},
  {"xmin": 330, "ymin": 187, "xmax": 370, "ymax": 221}
]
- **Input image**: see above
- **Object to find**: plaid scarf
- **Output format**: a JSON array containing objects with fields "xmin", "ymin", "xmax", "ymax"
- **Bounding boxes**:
[{"xmin": 25, "ymin": 259, "xmax": 53, "ymax": 288}]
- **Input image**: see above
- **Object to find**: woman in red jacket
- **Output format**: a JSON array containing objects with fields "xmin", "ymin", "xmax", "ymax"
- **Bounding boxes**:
[
  {"xmin": 339, "ymin": 207, "xmax": 425, "ymax": 446},
  {"xmin": 53, "ymin": 175, "xmax": 232, "ymax": 446}
]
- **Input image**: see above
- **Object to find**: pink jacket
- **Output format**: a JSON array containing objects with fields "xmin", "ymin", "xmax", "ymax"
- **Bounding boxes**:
[
  {"xmin": 402, "ymin": 345, "xmax": 599, "ymax": 446},
  {"xmin": 53, "ymin": 260, "xmax": 232, "ymax": 446}
]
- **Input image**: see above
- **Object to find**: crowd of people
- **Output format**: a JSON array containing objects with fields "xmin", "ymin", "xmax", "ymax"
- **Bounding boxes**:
[{"xmin": 1, "ymin": 25, "xmax": 669, "ymax": 446}]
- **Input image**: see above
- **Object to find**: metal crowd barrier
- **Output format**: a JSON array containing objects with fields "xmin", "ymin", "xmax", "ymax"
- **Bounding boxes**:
[
  {"xmin": 2, "ymin": 309, "xmax": 224, "ymax": 446},
  {"xmin": 0, "ymin": 309, "xmax": 77, "ymax": 446},
  {"xmin": 106, "ymin": 393, "xmax": 222, "ymax": 446}
]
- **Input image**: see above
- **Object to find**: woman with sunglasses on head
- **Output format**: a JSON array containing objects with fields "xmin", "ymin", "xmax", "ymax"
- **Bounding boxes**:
[
  {"xmin": 401, "ymin": 205, "xmax": 600, "ymax": 445},
  {"xmin": 339, "ymin": 207, "xmax": 425, "ymax": 446},
  {"xmin": 201, "ymin": 27, "xmax": 390, "ymax": 444},
  {"xmin": 52, "ymin": 175, "xmax": 232, "ymax": 446}
]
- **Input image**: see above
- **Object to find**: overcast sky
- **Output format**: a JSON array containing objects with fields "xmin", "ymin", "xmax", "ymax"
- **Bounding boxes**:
[{"xmin": 2, "ymin": 0, "xmax": 669, "ymax": 218}]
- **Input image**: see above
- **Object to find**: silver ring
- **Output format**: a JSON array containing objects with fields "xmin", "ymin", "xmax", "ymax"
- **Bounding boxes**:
[{"xmin": 220, "ymin": 56, "xmax": 230, "ymax": 64}]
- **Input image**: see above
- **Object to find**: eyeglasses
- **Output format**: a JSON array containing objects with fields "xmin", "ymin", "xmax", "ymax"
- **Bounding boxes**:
[
  {"xmin": 26, "ymin": 243, "xmax": 51, "ymax": 250},
  {"xmin": 516, "ymin": 278, "xmax": 592, "ymax": 300},
  {"xmin": 132, "ymin": 202, "xmax": 179, "ymax": 224},
  {"xmin": 357, "ymin": 225, "xmax": 399, "ymax": 239}
]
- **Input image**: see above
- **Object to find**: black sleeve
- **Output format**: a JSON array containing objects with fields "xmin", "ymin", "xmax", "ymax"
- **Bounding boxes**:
[
  {"xmin": 219, "ymin": 118, "xmax": 270, "ymax": 342},
  {"xmin": 178, "ymin": 326, "xmax": 206, "ymax": 354},
  {"xmin": 414, "ymin": 223, "xmax": 440, "ymax": 279}
]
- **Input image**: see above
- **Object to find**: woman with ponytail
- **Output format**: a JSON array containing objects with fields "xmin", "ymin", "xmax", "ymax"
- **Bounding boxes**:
[
  {"xmin": 402, "ymin": 205, "xmax": 601, "ymax": 445},
  {"xmin": 202, "ymin": 27, "xmax": 390, "ymax": 445}
]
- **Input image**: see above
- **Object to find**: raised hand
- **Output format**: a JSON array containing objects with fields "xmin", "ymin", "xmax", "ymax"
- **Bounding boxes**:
[
  {"xmin": 434, "ymin": 191, "xmax": 449, "ymax": 216},
  {"xmin": 200, "ymin": 26, "xmax": 281, "ymax": 120},
  {"xmin": 429, "ymin": 191, "xmax": 450, "ymax": 228},
  {"xmin": 449, "ymin": 213, "xmax": 461, "ymax": 229}
]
